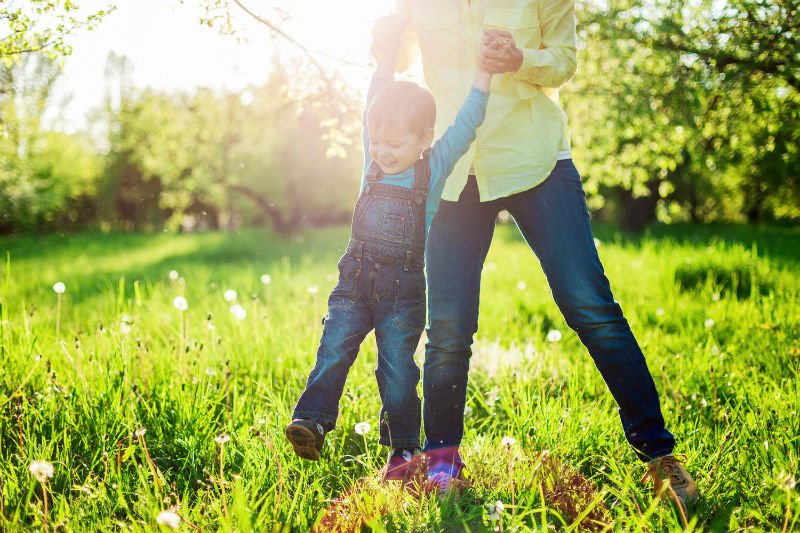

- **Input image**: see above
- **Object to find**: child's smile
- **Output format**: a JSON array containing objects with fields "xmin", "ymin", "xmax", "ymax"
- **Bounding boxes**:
[{"xmin": 369, "ymin": 129, "xmax": 427, "ymax": 175}]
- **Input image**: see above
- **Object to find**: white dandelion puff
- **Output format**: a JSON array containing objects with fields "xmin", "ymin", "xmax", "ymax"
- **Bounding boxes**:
[
  {"xmin": 168, "ymin": 270, "xmax": 179, "ymax": 281},
  {"xmin": 230, "ymin": 304, "xmax": 247, "ymax": 320},
  {"xmin": 134, "ymin": 427, "xmax": 146, "ymax": 438},
  {"xmin": 307, "ymin": 285, "xmax": 319, "ymax": 294},
  {"xmin": 516, "ymin": 281, "xmax": 526, "ymax": 290},
  {"xmin": 224, "ymin": 289, "xmax": 237, "ymax": 302},
  {"xmin": 260, "ymin": 274, "xmax": 272, "ymax": 285},
  {"xmin": 28, "ymin": 461, "xmax": 54, "ymax": 482},
  {"xmin": 547, "ymin": 329, "xmax": 562, "ymax": 342},
  {"xmin": 119, "ymin": 322, "xmax": 132, "ymax": 334},
  {"xmin": 354, "ymin": 422, "xmax": 370, "ymax": 435},
  {"xmin": 173, "ymin": 296, "xmax": 188, "ymax": 311},
  {"xmin": 700, "ymin": 398, "xmax": 708, "ymax": 408},
  {"xmin": 156, "ymin": 510, "xmax": 181, "ymax": 529},
  {"xmin": 486, "ymin": 500, "xmax": 505, "ymax": 521},
  {"xmin": 53, "ymin": 282, "xmax": 66, "ymax": 294},
  {"xmin": 215, "ymin": 433, "xmax": 231, "ymax": 445},
  {"xmin": 704, "ymin": 318, "xmax": 715, "ymax": 328},
  {"xmin": 205, "ymin": 367, "xmax": 217, "ymax": 377},
  {"xmin": 501, "ymin": 436, "xmax": 516, "ymax": 447},
  {"xmin": 656, "ymin": 308, "xmax": 665, "ymax": 316}
]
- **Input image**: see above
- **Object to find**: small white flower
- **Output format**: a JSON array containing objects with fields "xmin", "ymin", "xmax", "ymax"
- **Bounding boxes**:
[
  {"xmin": 207, "ymin": 323, "xmax": 215, "ymax": 331},
  {"xmin": 134, "ymin": 427, "xmax": 146, "ymax": 438},
  {"xmin": 169, "ymin": 270, "xmax": 179, "ymax": 281},
  {"xmin": 501, "ymin": 436, "xmax": 516, "ymax": 447},
  {"xmin": 711, "ymin": 293, "xmax": 720, "ymax": 301},
  {"xmin": 547, "ymin": 329, "xmax": 562, "ymax": 343},
  {"xmin": 354, "ymin": 422, "xmax": 370, "ymax": 435},
  {"xmin": 260, "ymin": 274, "xmax": 272, "ymax": 285},
  {"xmin": 704, "ymin": 318, "xmax": 715, "ymax": 328},
  {"xmin": 205, "ymin": 367, "xmax": 217, "ymax": 376},
  {"xmin": 120, "ymin": 322, "xmax": 132, "ymax": 334},
  {"xmin": 215, "ymin": 433, "xmax": 231, "ymax": 445},
  {"xmin": 516, "ymin": 281, "xmax": 526, "ymax": 290},
  {"xmin": 156, "ymin": 509, "xmax": 181, "ymax": 529},
  {"xmin": 28, "ymin": 460, "xmax": 54, "ymax": 482},
  {"xmin": 486, "ymin": 500, "xmax": 505, "ymax": 521},
  {"xmin": 224, "ymin": 289, "xmax": 237, "ymax": 302},
  {"xmin": 307, "ymin": 285, "xmax": 319, "ymax": 294},
  {"xmin": 656, "ymin": 308, "xmax": 665, "ymax": 316},
  {"xmin": 463, "ymin": 405, "xmax": 473, "ymax": 418},
  {"xmin": 230, "ymin": 304, "xmax": 247, "ymax": 320},
  {"xmin": 700, "ymin": 398, "xmax": 708, "ymax": 408},
  {"xmin": 53, "ymin": 282, "xmax": 66, "ymax": 294},
  {"xmin": 173, "ymin": 296, "xmax": 188, "ymax": 311}
]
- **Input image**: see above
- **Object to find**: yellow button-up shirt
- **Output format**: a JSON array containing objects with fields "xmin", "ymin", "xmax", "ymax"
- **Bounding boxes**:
[{"xmin": 387, "ymin": 0, "xmax": 577, "ymax": 201}]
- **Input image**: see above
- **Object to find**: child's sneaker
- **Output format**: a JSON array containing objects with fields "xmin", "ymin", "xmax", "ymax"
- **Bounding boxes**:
[
  {"xmin": 285, "ymin": 419, "xmax": 325, "ymax": 461},
  {"xmin": 382, "ymin": 447, "xmax": 422, "ymax": 481},
  {"xmin": 645, "ymin": 455, "xmax": 699, "ymax": 522},
  {"xmin": 421, "ymin": 446, "xmax": 470, "ymax": 497}
]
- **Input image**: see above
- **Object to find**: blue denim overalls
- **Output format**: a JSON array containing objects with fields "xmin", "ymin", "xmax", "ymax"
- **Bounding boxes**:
[{"xmin": 292, "ymin": 152, "xmax": 431, "ymax": 449}]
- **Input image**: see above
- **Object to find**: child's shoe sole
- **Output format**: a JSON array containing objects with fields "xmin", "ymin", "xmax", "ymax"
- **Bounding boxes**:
[{"xmin": 285, "ymin": 423, "xmax": 321, "ymax": 461}]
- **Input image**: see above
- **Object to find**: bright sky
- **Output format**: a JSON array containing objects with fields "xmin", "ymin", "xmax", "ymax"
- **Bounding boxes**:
[{"xmin": 55, "ymin": 0, "xmax": 402, "ymax": 131}]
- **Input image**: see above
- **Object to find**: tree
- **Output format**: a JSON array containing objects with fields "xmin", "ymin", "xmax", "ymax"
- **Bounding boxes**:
[{"xmin": 1, "ymin": 1, "xmax": 112, "ymax": 64}]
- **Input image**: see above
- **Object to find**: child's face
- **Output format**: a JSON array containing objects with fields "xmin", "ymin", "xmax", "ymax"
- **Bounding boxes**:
[{"xmin": 369, "ymin": 126, "xmax": 433, "ymax": 175}]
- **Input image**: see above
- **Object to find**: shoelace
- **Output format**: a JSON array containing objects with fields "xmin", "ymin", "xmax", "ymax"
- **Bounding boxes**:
[{"xmin": 655, "ymin": 457, "xmax": 688, "ymax": 488}]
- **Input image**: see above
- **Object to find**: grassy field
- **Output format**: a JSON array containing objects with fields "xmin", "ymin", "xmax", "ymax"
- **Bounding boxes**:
[{"xmin": 0, "ymin": 222, "xmax": 798, "ymax": 532}]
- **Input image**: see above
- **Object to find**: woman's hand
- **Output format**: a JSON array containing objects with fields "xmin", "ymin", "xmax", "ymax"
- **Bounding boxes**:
[{"xmin": 478, "ymin": 29, "xmax": 524, "ymax": 74}]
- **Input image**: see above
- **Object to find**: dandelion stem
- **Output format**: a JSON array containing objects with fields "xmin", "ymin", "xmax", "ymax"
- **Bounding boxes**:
[
  {"xmin": 219, "ymin": 442, "xmax": 228, "ymax": 517},
  {"xmin": 782, "ymin": 488, "xmax": 791, "ymax": 533},
  {"xmin": 42, "ymin": 482, "xmax": 49, "ymax": 533},
  {"xmin": 56, "ymin": 293, "xmax": 61, "ymax": 340}
]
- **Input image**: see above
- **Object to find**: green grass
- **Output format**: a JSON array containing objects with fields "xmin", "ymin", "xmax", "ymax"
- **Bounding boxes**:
[{"xmin": 0, "ymin": 222, "xmax": 798, "ymax": 532}]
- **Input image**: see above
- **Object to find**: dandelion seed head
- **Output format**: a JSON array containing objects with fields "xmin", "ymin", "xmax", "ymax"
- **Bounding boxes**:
[
  {"xmin": 173, "ymin": 296, "xmax": 188, "ymax": 311},
  {"xmin": 120, "ymin": 323, "xmax": 132, "ymax": 334},
  {"xmin": 207, "ymin": 323, "xmax": 215, "ymax": 331},
  {"xmin": 230, "ymin": 304, "xmax": 247, "ymax": 320},
  {"xmin": 168, "ymin": 270, "xmax": 179, "ymax": 281},
  {"xmin": 205, "ymin": 367, "xmax": 217, "ymax": 376},
  {"xmin": 547, "ymin": 329, "xmax": 562, "ymax": 342},
  {"xmin": 134, "ymin": 427, "xmax": 146, "ymax": 438},
  {"xmin": 215, "ymin": 433, "xmax": 231, "ymax": 445},
  {"xmin": 704, "ymin": 318, "xmax": 715, "ymax": 328},
  {"xmin": 156, "ymin": 510, "xmax": 181, "ymax": 529},
  {"xmin": 700, "ymin": 398, "xmax": 708, "ymax": 408},
  {"xmin": 516, "ymin": 281, "xmax": 526, "ymax": 290},
  {"xmin": 656, "ymin": 308, "xmax": 665, "ymax": 316},
  {"xmin": 260, "ymin": 274, "xmax": 272, "ymax": 285},
  {"xmin": 28, "ymin": 460, "xmax": 54, "ymax": 482},
  {"xmin": 307, "ymin": 285, "xmax": 319, "ymax": 294},
  {"xmin": 711, "ymin": 293, "xmax": 720, "ymax": 301},
  {"xmin": 354, "ymin": 422, "xmax": 370, "ymax": 435},
  {"xmin": 501, "ymin": 436, "xmax": 516, "ymax": 447},
  {"xmin": 53, "ymin": 282, "xmax": 66, "ymax": 294},
  {"xmin": 224, "ymin": 289, "xmax": 237, "ymax": 302}
]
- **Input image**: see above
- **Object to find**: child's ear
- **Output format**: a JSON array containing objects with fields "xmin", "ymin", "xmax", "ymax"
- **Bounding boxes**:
[{"xmin": 420, "ymin": 127, "xmax": 435, "ymax": 151}]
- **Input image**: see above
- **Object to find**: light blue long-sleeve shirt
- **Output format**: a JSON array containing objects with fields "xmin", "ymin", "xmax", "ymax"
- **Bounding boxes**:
[{"xmin": 361, "ymin": 76, "xmax": 489, "ymax": 233}]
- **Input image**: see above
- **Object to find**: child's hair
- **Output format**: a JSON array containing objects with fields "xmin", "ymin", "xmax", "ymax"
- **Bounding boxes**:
[{"xmin": 367, "ymin": 81, "xmax": 436, "ymax": 138}]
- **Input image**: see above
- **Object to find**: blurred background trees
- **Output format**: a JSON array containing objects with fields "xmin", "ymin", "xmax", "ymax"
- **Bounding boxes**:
[{"xmin": 0, "ymin": 0, "xmax": 797, "ymax": 235}]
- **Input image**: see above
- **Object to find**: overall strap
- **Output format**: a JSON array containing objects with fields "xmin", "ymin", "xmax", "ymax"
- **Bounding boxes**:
[{"xmin": 405, "ymin": 150, "xmax": 431, "ymax": 269}]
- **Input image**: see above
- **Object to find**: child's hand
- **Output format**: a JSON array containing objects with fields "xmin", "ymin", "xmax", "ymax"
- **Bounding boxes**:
[
  {"xmin": 371, "ymin": 15, "xmax": 407, "ymax": 62},
  {"xmin": 482, "ymin": 29, "xmax": 514, "ymax": 52}
]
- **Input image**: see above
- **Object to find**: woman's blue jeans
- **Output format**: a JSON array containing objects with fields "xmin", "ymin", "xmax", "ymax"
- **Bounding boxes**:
[{"xmin": 423, "ymin": 160, "xmax": 675, "ymax": 461}]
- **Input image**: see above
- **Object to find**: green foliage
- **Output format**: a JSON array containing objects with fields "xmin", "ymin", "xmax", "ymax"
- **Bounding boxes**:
[
  {"xmin": 99, "ymin": 58, "xmax": 363, "ymax": 232},
  {"xmin": 0, "ymin": 224, "xmax": 798, "ymax": 531},
  {"xmin": 0, "ymin": 0, "xmax": 112, "ymax": 64},
  {"xmin": 565, "ymin": 0, "xmax": 800, "ymax": 229},
  {"xmin": 0, "ymin": 55, "xmax": 102, "ymax": 233}
]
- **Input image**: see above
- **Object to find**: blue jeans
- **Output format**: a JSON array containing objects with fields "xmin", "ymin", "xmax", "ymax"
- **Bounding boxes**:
[
  {"xmin": 293, "ymin": 252, "xmax": 426, "ymax": 449},
  {"xmin": 423, "ymin": 160, "xmax": 675, "ymax": 461}
]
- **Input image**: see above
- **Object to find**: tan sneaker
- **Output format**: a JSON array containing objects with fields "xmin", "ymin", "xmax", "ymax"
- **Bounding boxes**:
[{"xmin": 646, "ymin": 455, "xmax": 699, "ymax": 523}]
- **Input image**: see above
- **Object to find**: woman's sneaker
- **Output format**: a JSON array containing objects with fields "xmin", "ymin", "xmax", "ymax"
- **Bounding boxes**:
[
  {"xmin": 285, "ymin": 419, "xmax": 326, "ymax": 461},
  {"xmin": 646, "ymin": 455, "xmax": 699, "ymax": 522},
  {"xmin": 382, "ymin": 448, "xmax": 423, "ymax": 481}
]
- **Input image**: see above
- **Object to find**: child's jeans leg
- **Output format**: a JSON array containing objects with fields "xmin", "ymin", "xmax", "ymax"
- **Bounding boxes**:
[
  {"xmin": 293, "ymin": 258, "xmax": 372, "ymax": 432},
  {"xmin": 372, "ymin": 265, "xmax": 426, "ymax": 449}
]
